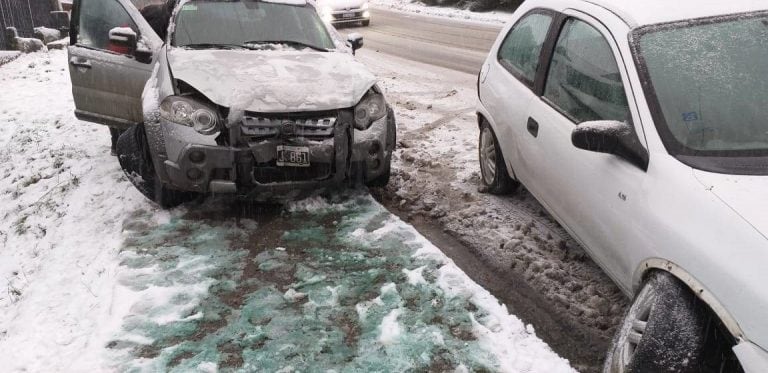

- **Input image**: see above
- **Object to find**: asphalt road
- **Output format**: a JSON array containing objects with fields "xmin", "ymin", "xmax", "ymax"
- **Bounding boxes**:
[{"xmin": 345, "ymin": 8, "xmax": 503, "ymax": 75}]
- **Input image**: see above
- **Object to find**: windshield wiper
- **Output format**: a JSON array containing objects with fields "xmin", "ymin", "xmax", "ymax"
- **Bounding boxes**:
[
  {"xmin": 181, "ymin": 43, "xmax": 246, "ymax": 50},
  {"xmin": 243, "ymin": 40, "xmax": 330, "ymax": 52}
]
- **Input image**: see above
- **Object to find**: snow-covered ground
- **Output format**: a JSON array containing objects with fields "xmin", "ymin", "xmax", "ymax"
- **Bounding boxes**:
[
  {"xmin": 0, "ymin": 51, "xmax": 21, "ymax": 66},
  {"xmin": 0, "ymin": 50, "xmax": 573, "ymax": 371},
  {"xmin": 372, "ymin": 0, "xmax": 514, "ymax": 25},
  {"xmin": 356, "ymin": 47, "xmax": 627, "ymax": 345}
]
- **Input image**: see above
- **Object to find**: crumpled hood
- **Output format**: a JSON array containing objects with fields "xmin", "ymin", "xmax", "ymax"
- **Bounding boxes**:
[
  {"xmin": 694, "ymin": 170, "xmax": 768, "ymax": 240},
  {"xmin": 167, "ymin": 48, "xmax": 377, "ymax": 113}
]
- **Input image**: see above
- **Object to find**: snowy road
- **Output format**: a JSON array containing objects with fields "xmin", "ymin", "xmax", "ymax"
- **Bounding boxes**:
[
  {"xmin": 0, "ymin": 51, "xmax": 574, "ymax": 372},
  {"xmin": 345, "ymin": 7, "xmax": 502, "ymax": 74}
]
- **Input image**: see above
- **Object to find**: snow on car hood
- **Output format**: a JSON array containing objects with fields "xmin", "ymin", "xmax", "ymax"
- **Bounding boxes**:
[
  {"xmin": 167, "ymin": 48, "xmax": 376, "ymax": 113},
  {"xmin": 693, "ymin": 170, "xmax": 768, "ymax": 240}
]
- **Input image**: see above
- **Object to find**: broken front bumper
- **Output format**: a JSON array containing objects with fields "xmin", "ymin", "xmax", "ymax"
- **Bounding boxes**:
[{"xmin": 153, "ymin": 110, "xmax": 391, "ymax": 198}]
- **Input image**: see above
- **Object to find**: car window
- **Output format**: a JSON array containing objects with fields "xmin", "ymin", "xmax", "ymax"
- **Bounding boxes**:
[
  {"xmin": 543, "ymin": 18, "xmax": 629, "ymax": 124},
  {"xmin": 77, "ymin": 0, "xmax": 138, "ymax": 54},
  {"xmin": 172, "ymin": 1, "xmax": 335, "ymax": 51},
  {"xmin": 497, "ymin": 12, "xmax": 552, "ymax": 86}
]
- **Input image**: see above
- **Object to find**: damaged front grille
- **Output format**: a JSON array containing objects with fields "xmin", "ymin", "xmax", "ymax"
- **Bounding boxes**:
[{"xmin": 241, "ymin": 114, "xmax": 337, "ymax": 143}]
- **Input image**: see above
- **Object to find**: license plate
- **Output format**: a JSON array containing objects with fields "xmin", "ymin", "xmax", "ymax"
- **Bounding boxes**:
[
  {"xmin": 343, "ymin": 12, "xmax": 355, "ymax": 18},
  {"xmin": 276, "ymin": 145, "xmax": 310, "ymax": 167}
]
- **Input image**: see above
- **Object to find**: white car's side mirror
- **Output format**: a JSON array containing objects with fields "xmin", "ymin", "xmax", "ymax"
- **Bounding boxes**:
[{"xmin": 572, "ymin": 120, "xmax": 649, "ymax": 170}]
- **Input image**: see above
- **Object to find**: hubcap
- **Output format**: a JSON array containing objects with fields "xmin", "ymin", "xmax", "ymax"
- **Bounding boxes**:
[{"xmin": 480, "ymin": 127, "xmax": 497, "ymax": 185}]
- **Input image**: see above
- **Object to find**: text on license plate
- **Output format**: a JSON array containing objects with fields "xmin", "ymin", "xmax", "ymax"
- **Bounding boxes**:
[
  {"xmin": 343, "ymin": 12, "xmax": 355, "ymax": 18},
  {"xmin": 277, "ymin": 145, "xmax": 310, "ymax": 167}
]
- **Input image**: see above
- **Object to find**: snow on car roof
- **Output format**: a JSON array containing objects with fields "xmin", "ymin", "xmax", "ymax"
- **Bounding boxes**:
[{"xmin": 584, "ymin": 0, "xmax": 767, "ymax": 27}]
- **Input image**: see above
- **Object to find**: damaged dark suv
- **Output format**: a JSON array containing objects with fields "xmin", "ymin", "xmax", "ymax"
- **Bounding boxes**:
[{"xmin": 68, "ymin": 0, "xmax": 395, "ymax": 207}]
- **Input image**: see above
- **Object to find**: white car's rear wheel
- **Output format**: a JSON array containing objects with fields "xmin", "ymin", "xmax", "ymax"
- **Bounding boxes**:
[
  {"xmin": 605, "ymin": 272, "xmax": 708, "ymax": 373},
  {"xmin": 479, "ymin": 120, "xmax": 518, "ymax": 194}
]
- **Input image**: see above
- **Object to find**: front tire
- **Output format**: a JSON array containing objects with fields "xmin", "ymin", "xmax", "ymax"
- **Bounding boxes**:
[
  {"xmin": 478, "ymin": 120, "xmax": 518, "ymax": 194},
  {"xmin": 116, "ymin": 124, "xmax": 195, "ymax": 209},
  {"xmin": 604, "ymin": 272, "xmax": 708, "ymax": 373},
  {"xmin": 365, "ymin": 106, "xmax": 396, "ymax": 188}
]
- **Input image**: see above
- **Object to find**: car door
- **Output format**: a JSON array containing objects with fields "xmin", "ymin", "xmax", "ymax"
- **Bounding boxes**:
[
  {"xmin": 520, "ymin": 13, "xmax": 650, "ymax": 289},
  {"xmin": 480, "ymin": 9, "xmax": 555, "ymax": 182},
  {"xmin": 68, "ymin": 0, "xmax": 162, "ymax": 128}
]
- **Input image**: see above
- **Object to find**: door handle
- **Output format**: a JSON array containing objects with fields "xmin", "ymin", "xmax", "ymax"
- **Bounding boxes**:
[
  {"xmin": 69, "ymin": 58, "xmax": 92, "ymax": 69},
  {"xmin": 527, "ymin": 117, "xmax": 539, "ymax": 138}
]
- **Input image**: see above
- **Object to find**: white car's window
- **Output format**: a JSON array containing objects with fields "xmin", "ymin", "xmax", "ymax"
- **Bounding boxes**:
[
  {"xmin": 638, "ymin": 15, "xmax": 768, "ymax": 154},
  {"xmin": 497, "ymin": 12, "xmax": 552, "ymax": 87},
  {"xmin": 172, "ymin": 0, "xmax": 335, "ymax": 51},
  {"xmin": 77, "ymin": 0, "xmax": 138, "ymax": 54},
  {"xmin": 544, "ymin": 18, "xmax": 629, "ymax": 124}
]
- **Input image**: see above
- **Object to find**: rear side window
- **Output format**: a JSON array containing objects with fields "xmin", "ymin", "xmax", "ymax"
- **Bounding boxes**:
[
  {"xmin": 77, "ymin": 0, "xmax": 137, "ymax": 53},
  {"xmin": 497, "ymin": 12, "xmax": 553, "ymax": 87},
  {"xmin": 544, "ymin": 18, "xmax": 629, "ymax": 123}
]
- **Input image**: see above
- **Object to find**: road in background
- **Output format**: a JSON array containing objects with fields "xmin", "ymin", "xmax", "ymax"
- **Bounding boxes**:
[{"xmin": 344, "ymin": 7, "xmax": 503, "ymax": 74}]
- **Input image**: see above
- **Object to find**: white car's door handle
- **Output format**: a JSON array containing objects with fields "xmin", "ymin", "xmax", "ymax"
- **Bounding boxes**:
[{"xmin": 69, "ymin": 58, "xmax": 92, "ymax": 69}]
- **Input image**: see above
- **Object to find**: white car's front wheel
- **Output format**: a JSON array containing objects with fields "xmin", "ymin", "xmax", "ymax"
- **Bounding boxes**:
[
  {"xmin": 605, "ymin": 272, "xmax": 708, "ymax": 373},
  {"xmin": 479, "ymin": 120, "xmax": 518, "ymax": 194}
]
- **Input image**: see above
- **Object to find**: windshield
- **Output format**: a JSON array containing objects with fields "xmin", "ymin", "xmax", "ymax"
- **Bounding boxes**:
[
  {"xmin": 634, "ymin": 12, "xmax": 768, "ymax": 159},
  {"xmin": 171, "ymin": 0, "xmax": 335, "ymax": 51}
]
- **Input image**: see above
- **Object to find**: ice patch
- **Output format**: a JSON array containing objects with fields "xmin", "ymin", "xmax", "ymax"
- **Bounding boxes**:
[
  {"xmin": 283, "ymin": 288, "xmax": 307, "ymax": 303},
  {"xmin": 196, "ymin": 361, "xmax": 218, "ymax": 372},
  {"xmin": 403, "ymin": 266, "xmax": 427, "ymax": 286},
  {"xmin": 378, "ymin": 308, "xmax": 402, "ymax": 346}
]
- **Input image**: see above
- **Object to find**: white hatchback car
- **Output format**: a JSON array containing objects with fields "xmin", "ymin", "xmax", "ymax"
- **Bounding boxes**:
[{"xmin": 476, "ymin": 0, "xmax": 768, "ymax": 371}]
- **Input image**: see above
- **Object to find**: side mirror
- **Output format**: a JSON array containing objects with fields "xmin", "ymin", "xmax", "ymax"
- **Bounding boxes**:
[
  {"xmin": 135, "ymin": 47, "xmax": 153, "ymax": 64},
  {"xmin": 347, "ymin": 33, "xmax": 363, "ymax": 55},
  {"xmin": 109, "ymin": 27, "xmax": 137, "ymax": 53},
  {"xmin": 572, "ymin": 120, "xmax": 649, "ymax": 170},
  {"xmin": 109, "ymin": 27, "xmax": 152, "ymax": 64}
]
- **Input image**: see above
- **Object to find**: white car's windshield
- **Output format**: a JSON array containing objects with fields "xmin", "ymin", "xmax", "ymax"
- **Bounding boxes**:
[
  {"xmin": 171, "ymin": 0, "xmax": 335, "ymax": 51},
  {"xmin": 635, "ymin": 12, "xmax": 768, "ymax": 158}
]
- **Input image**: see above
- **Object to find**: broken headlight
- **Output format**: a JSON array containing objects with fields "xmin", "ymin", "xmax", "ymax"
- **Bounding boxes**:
[
  {"xmin": 353, "ymin": 89, "xmax": 387, "ymax": 130},
  {"xmin": 159, "ymin": 96, "xmax": 220, "ymax": 135}
]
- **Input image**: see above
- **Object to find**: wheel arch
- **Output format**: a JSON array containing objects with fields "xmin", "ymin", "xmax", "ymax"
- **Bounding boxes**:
[
  {"xmin": 634, "ymin": 258, "xmax": 745, "ymax": 342},
  {"xmin": 476, "ymin": 111, "xmax": 519, "ymax": 181}
]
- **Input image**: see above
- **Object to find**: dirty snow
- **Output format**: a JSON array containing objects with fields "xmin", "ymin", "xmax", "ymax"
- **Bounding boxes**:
[
  {"xmin": 356, "ymin": 46, "xmax": 628, "ymax": 363},
  {"xmin": 0, "ymin": 50, "xmax": 574, "ymax": 371}
]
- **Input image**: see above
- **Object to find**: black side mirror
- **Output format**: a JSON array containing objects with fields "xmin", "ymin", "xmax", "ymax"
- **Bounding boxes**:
[
  {"xmin": 135, "ymin": 48, "xmax": 153, "ymax": 64},
  {"xmin": 572, "ymin": 120, "xmax": 649, "ymax": 170},
  {"xmin": 347, "ymin": 33, "xmax": 363, "ymax": 55}
]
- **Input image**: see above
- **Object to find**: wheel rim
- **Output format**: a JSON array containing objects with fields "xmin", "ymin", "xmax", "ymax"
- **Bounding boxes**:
[
  {"xmin": 480, "ymin": 126, "xmax": 497, "ymax": 185},
  {"xmin": 611, "ymin": 283, "xmax": 656, "ymax": 373}
]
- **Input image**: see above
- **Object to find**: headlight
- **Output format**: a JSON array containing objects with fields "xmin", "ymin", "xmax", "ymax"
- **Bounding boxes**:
[
  {"xmin": 159, "ymin": 96, "xmax": 220, "ymax": 135},
  {"xmin": 354, "ymin": 89, "xmax": 387, "ymax": 130},
  {"xmin": 361, "ymin": 2, "xmax": 369, "ymax": 9}
]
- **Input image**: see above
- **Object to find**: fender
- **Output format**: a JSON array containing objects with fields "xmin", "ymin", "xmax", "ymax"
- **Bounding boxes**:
[
  {"xmin": 475, "ymin": 110, "xmax": 520, "ymax": 182},
  {"xmin": 635, "ymin": 258, "xmax": 745, "ymax": 342}
]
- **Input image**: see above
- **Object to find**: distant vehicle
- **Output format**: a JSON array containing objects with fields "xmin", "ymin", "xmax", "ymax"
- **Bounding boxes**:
[
  {"xmin": 67, "ymin": 0, "xmax": 395, "ymax": 207},
  {"xmin": 317, "ymin": 0, "xmax": 371, "ymax": 26},
  {"xmin": 476, "ymin": 0, "xmax": 768, "ymax": 371}
]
